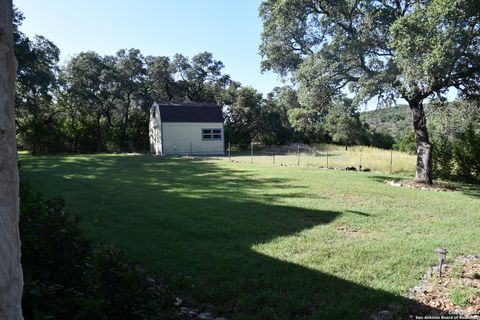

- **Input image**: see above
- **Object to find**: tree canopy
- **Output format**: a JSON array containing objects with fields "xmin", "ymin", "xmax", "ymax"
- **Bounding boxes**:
[{"xmin": 260, "ymin": 0, "xmax": 480, "ymax": 183}]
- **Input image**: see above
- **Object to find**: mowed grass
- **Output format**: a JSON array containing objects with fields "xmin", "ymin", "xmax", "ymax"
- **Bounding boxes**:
[{"xmin": 19, "ymin": 154, "xmax": 480, "ymax": 319}]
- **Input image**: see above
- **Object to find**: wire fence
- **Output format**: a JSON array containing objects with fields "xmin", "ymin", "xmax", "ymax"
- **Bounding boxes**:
[{"xmin": 163, "ymin": 142, "xmax": 416, "ymax": 174}]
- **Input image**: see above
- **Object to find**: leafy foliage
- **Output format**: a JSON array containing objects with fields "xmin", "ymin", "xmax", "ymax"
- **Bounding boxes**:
[
  {"xmin": 394, "ymin": 131, "xmax": 417, "ymax": 155},
  {"xmin": 428, "ymin": 100, "xmax": 480, "ymax": 179},
  {"xmin": 323, "ymin": 98, "xmax": 363, "ymax": 149},
  {"xmin": 259, "ymin": 0, "xmax": 480, "ymax": 183},
  {"xmin": 14, "ymin": 8, "xmax": 62, "ymax": 153}
]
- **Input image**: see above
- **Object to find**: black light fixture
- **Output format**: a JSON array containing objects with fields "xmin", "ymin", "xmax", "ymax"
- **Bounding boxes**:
[{"xmin": 435, "ymin": 248, "xmax": 448, "ymax": 278}]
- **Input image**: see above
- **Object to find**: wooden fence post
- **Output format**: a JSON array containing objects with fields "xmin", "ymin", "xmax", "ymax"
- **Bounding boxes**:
[
  {"xmin": 297, "ymin": 145, "xmax": 300, "ymax": 166},
  {"xmin": 250, "ymin": 142, "xmax": 253, "ymax": 164},
  {"xmin": 390, "ymin": 149, "xmax": 393, "ymax": 174},
  {"xmin": 359, "ymin": 149, "xmax": 363, "ymax": 170}
]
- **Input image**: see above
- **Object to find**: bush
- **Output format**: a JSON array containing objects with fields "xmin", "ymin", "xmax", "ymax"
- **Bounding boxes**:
[
  {"xmin": 366, "ymin": 131, "xmax": 395, "ymax": 149},
  {"xmin": 432, "ymin": 136, "xmax": 454, "ymax": 179},
  {"xmin": 452, "ymin": 126, "xmax": 480, "ymax": 179},
  {"xmin": 20, "ymin": 182, "xmax": 173, "ymax": 319},
  {"xmin": 428, "ymin": 100, "xmax": 480, "ymax": 180},
  {"xmin": 393, "ymin": 131, "xmax": 416, "ymax": 154}
]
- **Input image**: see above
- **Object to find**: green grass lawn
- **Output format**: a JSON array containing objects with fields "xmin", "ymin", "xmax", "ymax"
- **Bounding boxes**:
[{"xmin": 19, "ymin": 154, "xmax": 480, "ymax": 319}]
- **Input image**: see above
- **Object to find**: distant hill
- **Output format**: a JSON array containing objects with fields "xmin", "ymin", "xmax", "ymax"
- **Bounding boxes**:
[{"xmin": 360, "ymin": 105, "xmax": 411, "ymax": 141}]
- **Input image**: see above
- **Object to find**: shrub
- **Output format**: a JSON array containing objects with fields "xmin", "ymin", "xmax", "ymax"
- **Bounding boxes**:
[
  {"xmin": 394, "ymin": 131, "xmax": 416, "ymax": 154},
  {"xmin": 432, "ymin": 136, "xmax": 454, "ymax": 179},
  {"xmin": 20, "ymin": 182, "xmax": 173, "ymax": 319},
  {"xmin": 366, "ymin": 131, "xmax": 395, "ymax": 150},
  {"xmin": 428, "ymin": 100, "xmax": 480, "ymax": 180},
  {"xmin": 452, "ymin": 126, "xmax": 480, "ymax": 179}
]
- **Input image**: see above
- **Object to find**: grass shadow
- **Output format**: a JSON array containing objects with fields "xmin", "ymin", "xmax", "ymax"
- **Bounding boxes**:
[
  {"xmin": 19, "ymin": 155, "xmax": 444, "ymax": 319},
  {"xmin": 345, "ymin": 210, "xmax": 371, "ymax": 217},
  {"xmin": 367, "ymin": 174, "xmax": 409, "ymax": 184}
]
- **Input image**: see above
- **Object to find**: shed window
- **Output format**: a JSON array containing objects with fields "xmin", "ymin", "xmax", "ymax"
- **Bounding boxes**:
[{"xmin": 202, "ymin": 128, "xmax": 222, "ymax": 140}]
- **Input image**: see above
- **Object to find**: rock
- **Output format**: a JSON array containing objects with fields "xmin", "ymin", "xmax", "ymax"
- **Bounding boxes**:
[
  {"xmin": 146, "ymin": 277, "xmax": 155, "ymax": 285},
  {"xmin": 179, "ymin": 307, "xmax": 199, "ymax": 318},
  {"xmin": 174, "ymin": 297, "xmax": 183, "ymax": 306},
  {"xmin": 387, "ymin": 302, "xmax": 402, "ymax": 311},
  {"xmin": 376, "ymin": 310, "xmax": 394, "ymax": 320},
  {"xmin": 197, "ymin": 312, "xmax": 214, "ymax": 320},
  {"xmin": 411, "ymin": 285, "xmax": 423, "ymax": 293},
  {"xmin": 345, "ymin": 166, "xmax": 357, "ymax": 171},
  {"xmin": 386, "ymin": 180, "xmax": 402, "ymax": 187},
  {"xmin": 422, "ymin": 268, "xmax": 433, "ymax": 280}
]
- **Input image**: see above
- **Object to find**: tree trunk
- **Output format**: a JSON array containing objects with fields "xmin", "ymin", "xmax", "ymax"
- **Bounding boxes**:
[
  {"xmin": 0, "ymin": 0, "xmax": 24, "ymax": 318},
  {"xmin": 409, "ymin": 99, "xmax": 433, "ymax": 184}
]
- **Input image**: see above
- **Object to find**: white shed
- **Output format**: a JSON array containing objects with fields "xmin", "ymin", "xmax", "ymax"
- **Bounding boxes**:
[{"xmin": 149, "ymin": 101, "xmax": 225, "ymax": 156}]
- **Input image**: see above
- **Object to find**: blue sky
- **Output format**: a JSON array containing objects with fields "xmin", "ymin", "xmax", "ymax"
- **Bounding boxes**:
[{"xmin": 13, "ymin": 0, "xmax": 284, "ymax": 95}]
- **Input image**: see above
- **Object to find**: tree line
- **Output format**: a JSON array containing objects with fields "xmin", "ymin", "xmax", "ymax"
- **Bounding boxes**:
[
  {"xmin": 13, "ymin": 4, "xmax": 480, "ymax": 181},
  {"xmin": 13, "ymin": 8, "xmax": 397, "ymax": 155}
]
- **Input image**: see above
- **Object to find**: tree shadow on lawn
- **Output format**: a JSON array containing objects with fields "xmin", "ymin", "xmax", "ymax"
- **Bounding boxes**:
[
  {"xmin": 366, "ymin": 174, "xmax": 407, "ymax": 184},
  {"xmin": 21, "ymin": 155, "xmax": 442, "ymax": 319},
  {"xmin": 450, "ymin": 180, "xmax": 480, "ymax": 199}
]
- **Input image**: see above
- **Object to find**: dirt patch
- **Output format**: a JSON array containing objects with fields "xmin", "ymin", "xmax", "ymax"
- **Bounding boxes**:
[
  {"xmin": 385, "ymin": 180, "xmax": 457, "ymax": 192},
  {"xmin": 336, "ymin": 224, "xmax": 361, "ymax": 236}
]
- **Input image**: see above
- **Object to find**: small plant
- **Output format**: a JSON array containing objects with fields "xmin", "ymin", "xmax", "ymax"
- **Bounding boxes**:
[
  {"xmin": 449, "ymin": 287, "xmax": 472, "ymax": 307},
  {"xmin": 428, "ymin": 268, "xmax": 439, "ymax": 284},
  {"xmin": 450, "ymin": 261, "xmax": 463, "ymax": 279}
]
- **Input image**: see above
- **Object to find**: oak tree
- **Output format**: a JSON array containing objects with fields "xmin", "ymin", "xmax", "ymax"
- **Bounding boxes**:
[{"xmin": 260, "ymin": 0, "xmax": 480, "ymax": 183}]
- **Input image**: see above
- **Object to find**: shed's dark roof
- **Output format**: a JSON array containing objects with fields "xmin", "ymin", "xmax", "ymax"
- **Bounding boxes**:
[{"xmin": 155, "ymin": 101, "xmax": 223, "ymax": 123}]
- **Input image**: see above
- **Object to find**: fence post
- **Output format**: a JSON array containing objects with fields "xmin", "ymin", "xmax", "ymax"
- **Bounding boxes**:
[
  {"xmin": 174, "ymin": 141, "xmax": 177, "ymax": 155},
  {"xmin": 359, "ymin": 149, "xmax": 363, "ymax": 170},
  {"xmin": 250, "ymin": 142, "xmax": 253, "ymax": 164},
  {"xmin": 228, "ymin": 142, "xmax": 231, "ymax": 161},
  {"xmin": 326, "ymin": 151, "xmax": 329, "ymax": 168},
  {"xmin": 273, "ymin": 151, "xmax": 275, "ymax": 165},
  {"xmin": 190, "ymin": 142, "xmax": 193, "ymax": 156},
  {"xmin": 297, "ymin": 145, "xmax": 300, "ymax": 166},
  {"xmin": 390, "ymin": 149, "xmax": 393, "ymax": 174}
]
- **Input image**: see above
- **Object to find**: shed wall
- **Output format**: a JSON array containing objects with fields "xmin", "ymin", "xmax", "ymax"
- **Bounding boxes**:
[{"xmin": 162, "ymin": 122, "xmax": 224, "ymax": 155}]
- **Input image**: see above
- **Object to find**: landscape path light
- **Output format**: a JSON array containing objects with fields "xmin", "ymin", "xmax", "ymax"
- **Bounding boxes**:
[{"xmin": 435, "ymin": 247, "xmax": 448, "ymax": 278}]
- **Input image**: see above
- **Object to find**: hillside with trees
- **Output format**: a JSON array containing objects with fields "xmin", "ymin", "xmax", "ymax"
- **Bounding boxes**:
[{"xmin": 360, "ymin": 105, "xmax": 411, "ymax": 141}]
